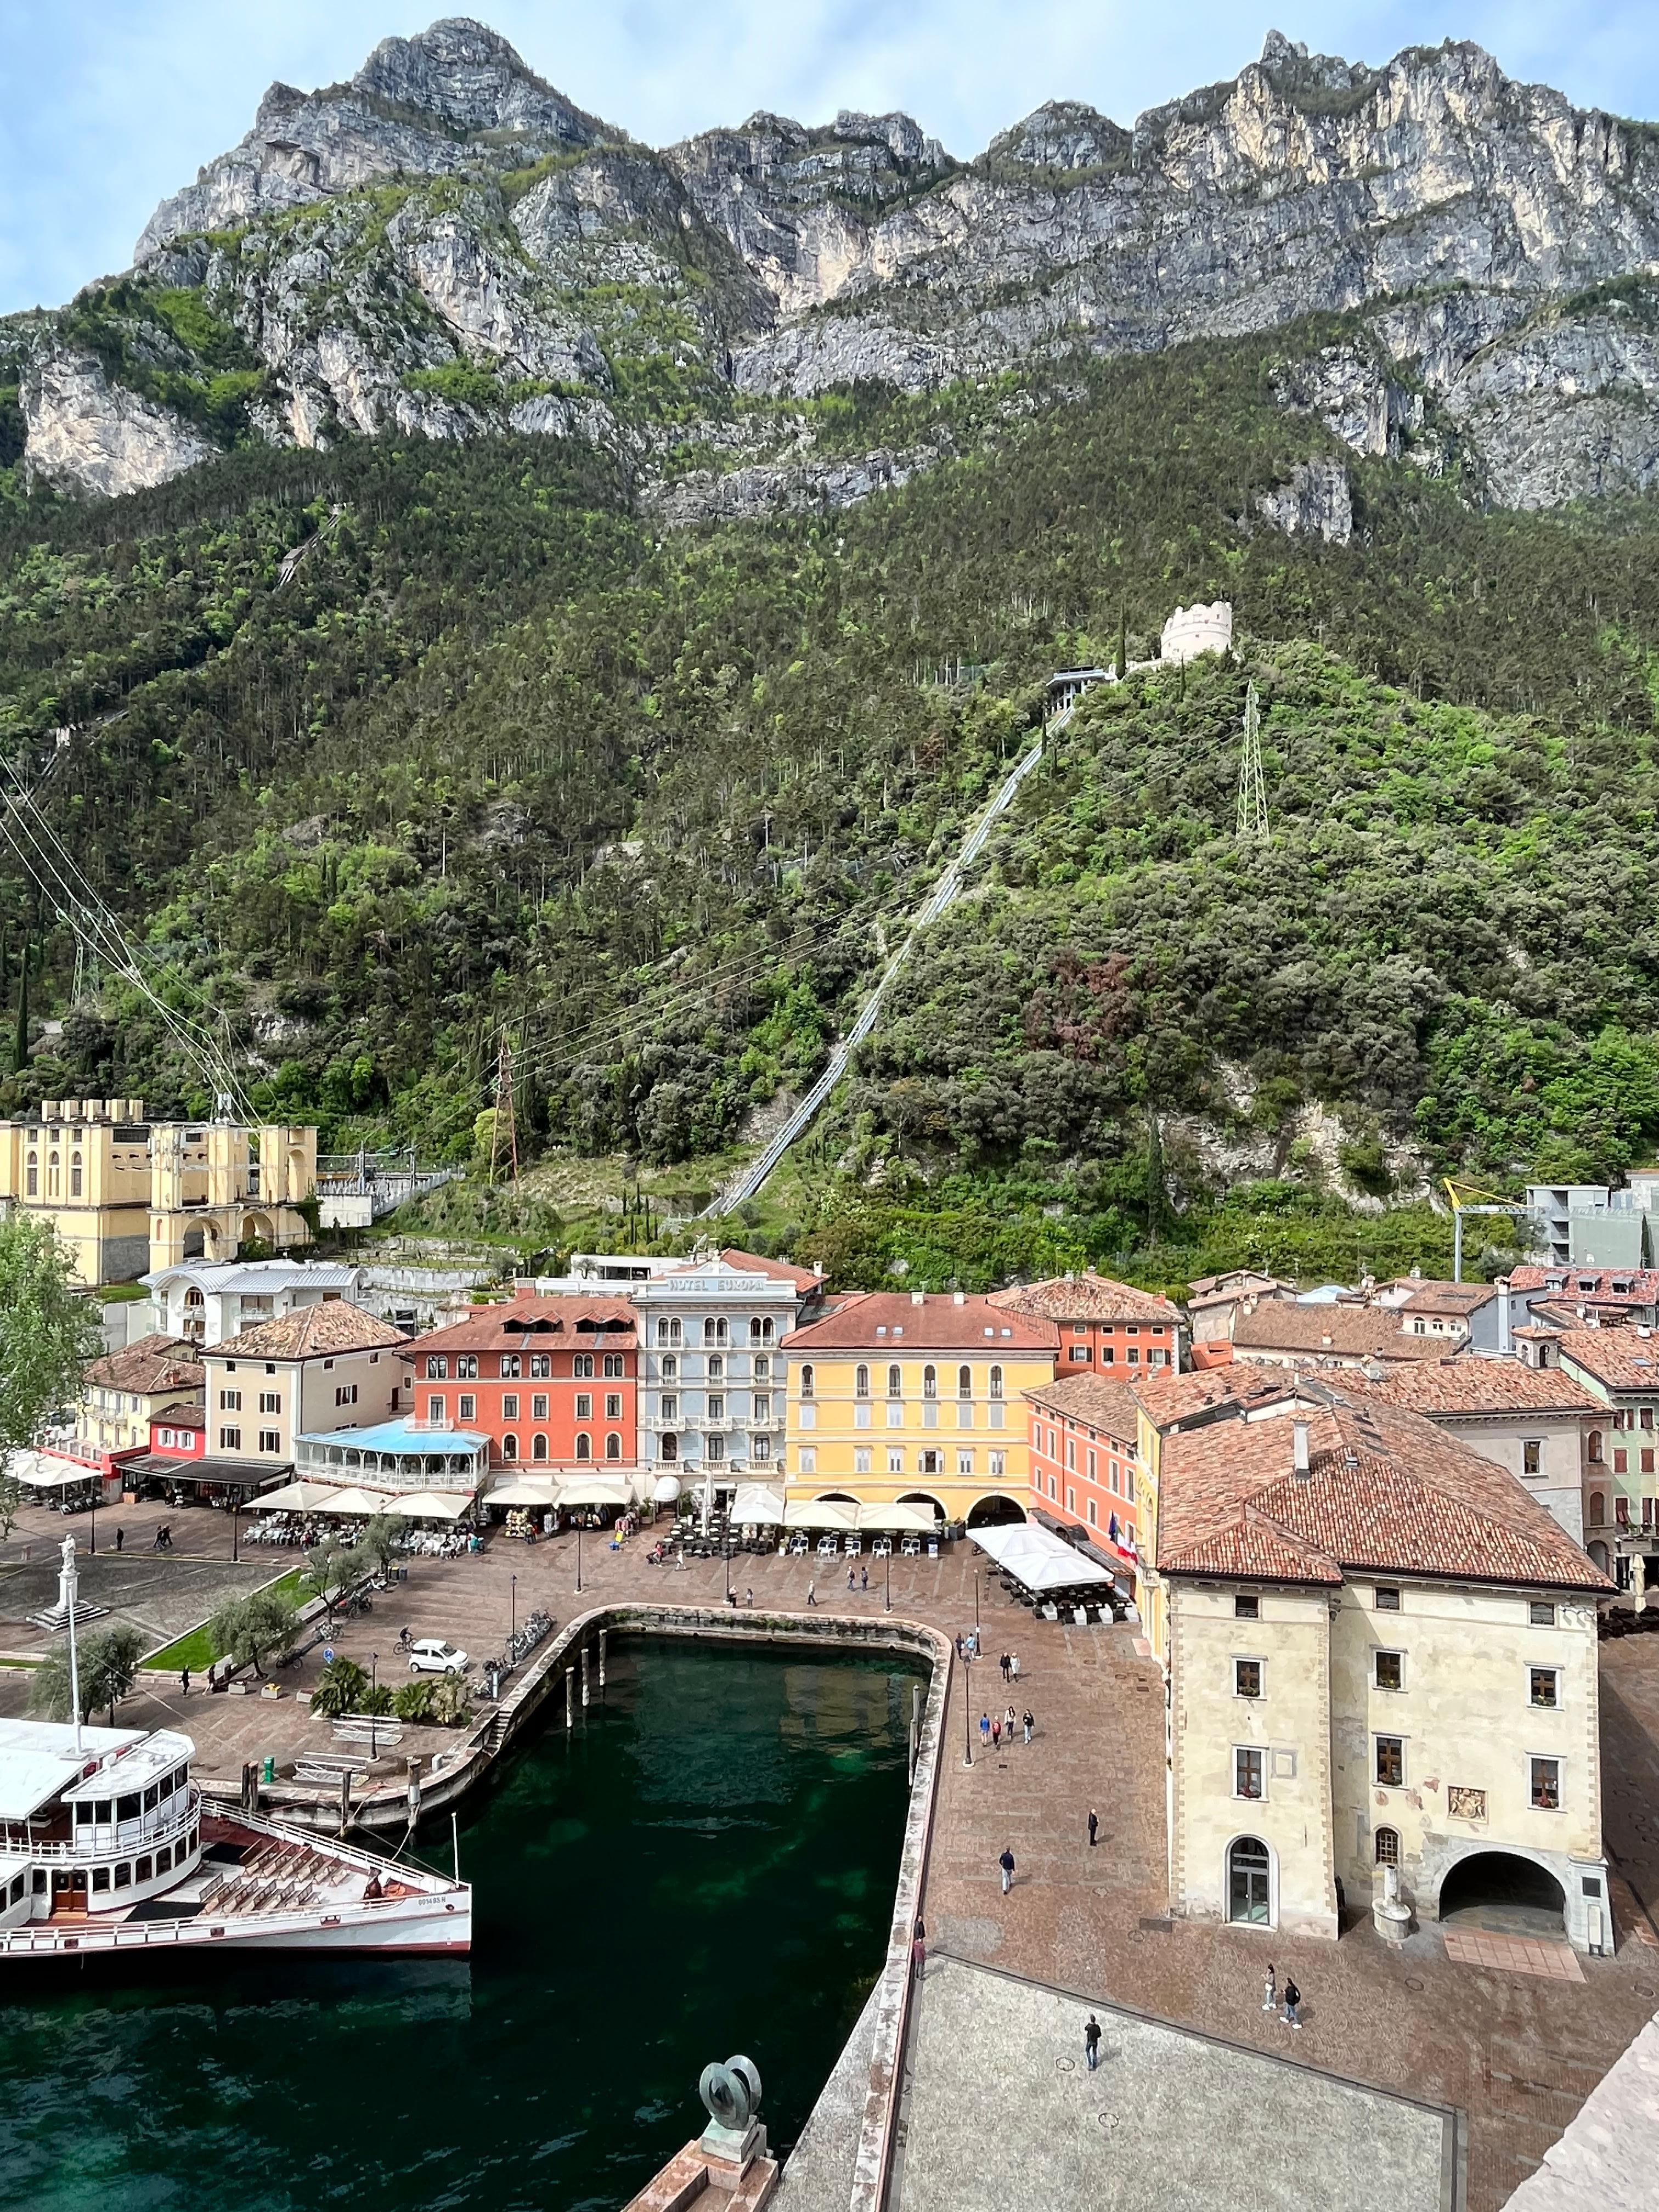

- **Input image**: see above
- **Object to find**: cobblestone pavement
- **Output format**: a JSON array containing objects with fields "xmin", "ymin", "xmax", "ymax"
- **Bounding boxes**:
[{"xmin": 2, "ymin": 1511, "xmax": 1657, "ymax": 2208}]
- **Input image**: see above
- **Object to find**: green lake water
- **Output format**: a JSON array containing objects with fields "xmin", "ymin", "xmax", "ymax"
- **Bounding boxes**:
[{"xmin": 0, "ymin": 1640, "xmax": 920, "ymax": 2212}]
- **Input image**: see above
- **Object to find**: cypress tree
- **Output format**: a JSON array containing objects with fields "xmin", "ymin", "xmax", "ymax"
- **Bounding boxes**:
[{"xmin": 1114, "ymin": 599, "xmax": 1127, "ymax": 682}]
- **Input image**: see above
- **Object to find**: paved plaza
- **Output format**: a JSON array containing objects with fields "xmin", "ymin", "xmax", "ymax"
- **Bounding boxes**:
[
  {"xmin": 3, "ymin": 1497, "xmax": 1659, "ymax": 2208},
  {"xmin": 894, "ymin": 1954, "xmax": 1454, "ymax": 2212}
]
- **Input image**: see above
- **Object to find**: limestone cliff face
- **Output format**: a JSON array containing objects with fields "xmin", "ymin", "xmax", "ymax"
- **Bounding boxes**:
[{"xmin": 11, "ymin": 21, "xmax": 1659, "ymax": 511}]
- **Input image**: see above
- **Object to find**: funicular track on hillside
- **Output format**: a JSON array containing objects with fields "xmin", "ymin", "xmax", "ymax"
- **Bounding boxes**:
[{"xmin": 704, "ymin": 692, "xmax": 1080, "ymax": 1215}]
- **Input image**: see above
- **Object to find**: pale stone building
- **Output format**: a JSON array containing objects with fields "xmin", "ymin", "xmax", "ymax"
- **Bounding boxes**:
[
  {"xmin": 1154, "ymin": 1391, "xmax": 1613, "ymax": 1954},
  {"xmin": 0, "ymin": 1098, "xmax": 317, "ymax": 1287},
  {"xmin": 70, "ymin": 1334, "xmax": 204, "ymax": 1458},
  {"xmin": 1159, "ymin": 600, "xmax": 1233, "ymax": 664},
  {"xmin": 201, "ymin": 1304, "xmax": 408, "ymax": 1470}
]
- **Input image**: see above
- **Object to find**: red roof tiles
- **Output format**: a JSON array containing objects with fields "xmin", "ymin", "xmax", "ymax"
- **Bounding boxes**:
[
  {"xmin": 989, "ymin": 1272, "xmax": 1180, "ymax": 1325},
  {"xmin": 411, "ymin": 1295, "xmax": 637, "ymax": 1355},
  {"xmin": 784, "ymin": 1292, "xmax": 1058, "ymax": 1355}
]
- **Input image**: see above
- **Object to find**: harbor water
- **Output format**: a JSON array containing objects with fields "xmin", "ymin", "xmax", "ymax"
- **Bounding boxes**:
[{"xmin": 0, "ymin": 1640, "xmax": 920, "ymax": 2211}]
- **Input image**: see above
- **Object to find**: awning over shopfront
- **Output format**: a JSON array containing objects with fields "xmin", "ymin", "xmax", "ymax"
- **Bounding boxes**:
[
  {"xmin": 304, "ymin": 1487, "xmax": 395, "ymax": 1517},
  {"xmin": 557, "ymin": 1477, "xmax": 633, "ymax": 1508},
  {"xmin": 651, "ymin": 1474, "xmax": 683, "ymax": 1504},
  {"xmin": 784, "ymin": 1498, "xmax": 860, "ymax": 1532},
  {"xmin": 730, "ymin": 1482, "xmax": 785, "ymax": 1524},
  {"xmin": 7, "ymin": 1453, "xmax": 101, "ymax": 1490},
  {"xmin": 121, "ymin": 1454, "xmax": 291, "ymax": 1494},
  {"xmin": 969, "ymin": 1522, "xmax": 1120, "ymax": 1594}
]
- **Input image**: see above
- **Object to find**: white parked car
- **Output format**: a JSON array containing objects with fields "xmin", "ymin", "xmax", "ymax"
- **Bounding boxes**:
[{"xmin": 408, "ymin": 1639, "xmax": 469, "ymax": 1675}]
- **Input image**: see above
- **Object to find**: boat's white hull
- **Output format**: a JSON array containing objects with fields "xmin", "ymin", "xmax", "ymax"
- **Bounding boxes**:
[{"xmin": 1, "ymin": 1890, "xmax": 470, "ymax": 1959}]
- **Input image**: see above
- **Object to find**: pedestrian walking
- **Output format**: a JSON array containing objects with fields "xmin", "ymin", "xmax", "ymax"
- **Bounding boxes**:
[
  {"xmin": 861, "ymin": 1566, "xmax": 868, "ymax": 1592},
  {"xmin": 1000, "ymin": 1652, "xmax": 1011, "ymax": 1683},
  {"xmin": 1005, "ymin": 1703, "xmax": 1018, "ymax": 1742},
  {"xmin": 956, "ymin": 1633, "xmax": 965, "ymax": 1658},
  {"xmin": 848, "ymin": 1565, "xmax": 856, "ymax": 1591},
  {"xmin": 1262, "ymin": 1964, "xmax": 1277, "ymax": 2013},
  {"xmin": 1087, "ymin": 1807, "xmax": 1099, "ymax": 1848},
  {"xmin": 179, "ymin": 1667, "xmax": 190, "ymax": 1697},
  {"xmin": 746, "ymin": 1588, "xmax": 754, "ymax": 1607},
  {"xmin": 999, "ymin": 1846, "xmax": 1015, "ymax": 1894},
  {"xmin": 726, "ymin": 1588, "xmax": 738, "ymax": 1608},
  {"xmin": 1009, "ymin": 1652, "xmax": 1020, "ymax": 1682},
  {"xmin": 114, "ymin": 1527, "xmax": 124, "ymax": 1554},
  {"xmin": 1084, "ymin": 2015, "xmax": 1102, "ymax": 2071},
  {"xmin": 1282, "ymin": 1977, "xmax": 1301, "ymax": 2030},
  {"xmin": 979, "ymin": 1713, "xmax": 991, "ymax": 1747},
  {"xmin": 991, "ymin": 1717, "xmax": 1002, "ymax": 1748},
  {"xmin": 1022, "ymin": 1709, "xmax": 1034, "ymax": 1745},
  {"xmin": 911, "ymin": 1919, "xmax": 927, "ymax": 1982},
  {"xmin": 807, "ymin": 1579, "xmax": 817, "ymax": 1607}
]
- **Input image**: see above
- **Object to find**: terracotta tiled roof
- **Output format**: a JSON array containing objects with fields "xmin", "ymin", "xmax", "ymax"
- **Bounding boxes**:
[
  {"xmin": 989, "ymin": 1272, "xmax": 1181, "ymax": 1325},
  {"xmin": 1351, "ymin": 1358, "xmax": 1600, "ymax": 1419},
  {"xmin": 716, "ymin": 1248, "xmax": 825, "ymax": 1290},
  {"xmin": 1509, "ymin": 1265, "xmax": 1659, "ymax": 1296},
  {"xmin": 1162, "ymin": 1513, "xmax": 1341, "ymax": 1585},
  {"xmin": 783, "ymin": 1292, "xmax": 1059, "ymax": 1354},
  {"xmin": 1157, "ymin": 1398, "xmax": 1610, "ymax": 1592},
  {"xmin": 154, "ymin": 1405, "xmax": 206, "ymax": 1431},
  {"xmin": 1232, "ymin": 1302, "xmax": 1446, "ymax": 1363},
  {"xmin": 1554, "ymin": 1330, "xmax": 1659, "ymax": 1393},
  {"xmin": 1187, "ymin": 1272, "xmax": 1293, "ymax": 1303},
  {"xmin": 1393, "ymin": 1279, "xmax": 1497, "ymax": 1317},
  {"xmin": 410, "ymin": 1295, "xmax": 637, "ymax": 1354},
  {"xmin": 1131, "ymin": 1364, "xmax": 1308, "ymax": 1431},
  {"xmin": 85, "ymin": 1333, "xmax": 204, "ymax": 1397},
  {"xmin": 215, "ymin": 1304, "xmax": 408, "ymax": 1362},
  {"xmin": 1023, "ymin": 1374, "xmax": 1142, "ymax": 1443}
]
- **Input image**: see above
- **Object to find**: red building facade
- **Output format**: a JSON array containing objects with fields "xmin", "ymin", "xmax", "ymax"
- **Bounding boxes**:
[
  {"xmin": 989, "ymin": 1273, "xmax": 1182, "ymax": 1379},
  {"xmin": 407, "ymin": 1294, "xmax": 638, "ymax": 1469},
  {"xmin": 1025, "ymin": 1374, "xmax": 1143, "ymax": 1562}
]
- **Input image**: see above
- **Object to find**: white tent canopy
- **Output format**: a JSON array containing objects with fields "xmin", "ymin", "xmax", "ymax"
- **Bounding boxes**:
[
  {"xmin": 487, "ymin": 1476, "xmax": 560, "ymax": 1509},
  {"xmin": 247, "ymin": 1479, "xmax": 351, "ymax": 1514},
  {"xmin": 6, "ymin": 1452, "xmax": 101, "ymax": 1491},
  {"xmin": 784, "ymin": 1498, "xmax": 860, "ymax": 1532},
  {"xmin": 557, "ymin": 1477, "xmax": 631, "ymax": 1508},
  {"xmin": 382, "ymin": 1490, "xmax": 473, "ymax": 1520},
  {"xmin": 307, "ymin": 1487, "xmax": 394, "ymax": 1517},
  {"xmin": 730, "ymin": 1482, "xmax": 785, "ymax": 1525},
  {"xmin": 651, "ymin": 1474, "xmax": 683, "ymax": 1504},
  {"xmin": 857, "ymin": 1500, "xmax": 937, "ymax": 1533},
  {"xmin": 969, "ymin": 1523, "xmax": 1118, "ymax": 1593}
]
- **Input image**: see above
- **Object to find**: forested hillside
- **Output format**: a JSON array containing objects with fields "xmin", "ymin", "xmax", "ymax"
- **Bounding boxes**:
[{"xmin": 5, "ymin": 320, "xmax": 1659, "ymax": 1285}]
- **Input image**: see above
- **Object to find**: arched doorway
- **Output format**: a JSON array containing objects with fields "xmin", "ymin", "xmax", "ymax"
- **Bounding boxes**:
[
  {"xmin": 1588, "ymin": 1538, "xmax": 1610, "ymax": 1576},
  {"xmin": 896, "ymin": 1491, "xmax": 945, "ymax": 1524},
  {"xmin": 1227, "ymin": 1836, "xmax": 1273, "ymax": 1926},
  {"xmin": 1437, "ymin": 1851, "xmax": 1566, "ymax": 1938},
  {"xmin": 967, "ymin": 1493, "xmax": 1028, "ymax": 1528}
]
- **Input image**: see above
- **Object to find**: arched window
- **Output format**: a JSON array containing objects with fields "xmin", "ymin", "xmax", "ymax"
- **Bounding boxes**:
[
  {"xmin": 575, "ymin": 1433, "xmax": 591, "ymax": 1460},
  {"xmin": 662, "ymin": 1433, "xmax": 678, "ymax": 1462},
  {"xmin": 1588, "ymin": 1430, "xmax": 1605, "ymax": 1464},
  {"xmin": 989, "ymin": 1365, "xmax": 1004, "ymax": 1400},
  {"xmin": 1589, "ymin": 1491, "xmax": 1606, "ymax": 1525},
  {"xmin": 657, "ymin": 1318, "xmax": 682, "ymax": 1347},
  {"xmin": 532, "ymin": 1434, "xmax": 548, "ymax": 1462},
  {"xmin": 662, "ymin": 1354, "xmax": 678, "ymax": 1382},
  {"xmin": 25, "ymin": 1151, "xmax": 37, "ymax": 1198},
  {"xmin": 800, "ymin": 1364, "xmax": 815, "ymax": 1399},
  {"xmin": 501, "ymin": 1434, "xmax": 518, "ymax": 1463},
  {"xmin": 887, "ymin": 1364, "xmax": 902, "ymax": 1397},
  {"xmin": 703, "ymin": 1317, "xmax": 729, "ymax": 1346},
  {"xmin": 750, "ymin": 1318, "xmax": 763, "ymax": 1344},
  {"xmin": 1375, "ymin": 1826, "xmax": 1400, "ymax": 1868},
  {"xmin": 603, "ymin": 1353, "xmax": 624, "ymax": 1378},
  {"xmin": 855, "ymin": 1364, "xmax": 870, "ymax": 1397},
  {"xmin": 605, "ymin": 1432, "xmax": 622, "ymax": 1460},
  {"xmin": 1227, "ymin": 1836, "xmax": 1272, "ymax": 1926},
  {"xmin": 48, "ymin": 1152, "xmax": 60, "ymax": 1198},
  {"xmin": 957, "ymin": 1364, "xmax": 972, "ymax": 1398},
  {"xmin": 70, "ymin": 1153, "xmax": 82, "ymax": 1198},
  {"xmin": 923, "ymin": 1364, "xmax": 938, "ymax": 1398},
  {"xmin": 709, "ymin": 1353, "xmax": 724, "ymax": 1381},
  {"xmin": 573, "ymin": 1353, "xmax": 594, "ymax": 1378},
  {"xmin": 426, "ymin": 1356, "xmax": 448, "ymax": 1380}
]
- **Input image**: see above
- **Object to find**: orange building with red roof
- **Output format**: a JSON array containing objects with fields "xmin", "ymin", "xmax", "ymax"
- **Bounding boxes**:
[
  {"xmin": 989, "ymin": 1271, "xmax": 1183, "ymax": 1376},
  {"xmin": 407, "ymin": 1291, "xmax": 638, "ymax": 1472}
]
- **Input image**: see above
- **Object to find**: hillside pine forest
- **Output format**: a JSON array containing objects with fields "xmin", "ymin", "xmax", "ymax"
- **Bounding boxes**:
[{"xmin": 6, "ymin": 309, "xmax": 1659, "ymax": 1288}]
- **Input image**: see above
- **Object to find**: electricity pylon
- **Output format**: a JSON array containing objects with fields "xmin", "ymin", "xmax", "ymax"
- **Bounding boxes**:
[{"xmin": 1235, "ymin": 681, "xmax": 1269, "ymax": 846}]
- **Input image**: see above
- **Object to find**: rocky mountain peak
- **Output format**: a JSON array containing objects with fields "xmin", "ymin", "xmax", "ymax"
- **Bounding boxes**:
[
  {"xmin": 988, "ymin": 101, "xmax": 1128, "ymax": 171},
  {"xmin": 349, "ymin": 16, "xmax": 599, "ymax": 139}
]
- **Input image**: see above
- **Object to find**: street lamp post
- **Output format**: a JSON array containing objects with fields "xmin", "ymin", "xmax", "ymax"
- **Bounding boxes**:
[
  {"xmin": 974, "ymin": 1570, "xmax": 981, "ymax": 1628},
  {"xmin": 575, "ymin": 1523, "xmax": 583, "ymax": 1594},
  {"xmin": 884, "ymin": 1548, "xmax": 891, "ymax": 1615},
  {"xmin": 89, "ymin": 1486, "xmax": 96, "ymax": 1557},
  {"xmin": 511, "ymin": 1572, "xmax": 517, "ymax": 1655},
  {"xmin": 369, "ymin": 1652, "xmax": 380, "ymax": 1761},
  {"xmin": 962, "ymin": 1649, "xmax": 973, "ymax": 1768},
  {"xmin": 725, "ymin": 1532, "xmax": 732, "ymax": 1605},
  {"xmin": 232, "ymin": 1496, "xmax": 241, "ymax": 1564}
]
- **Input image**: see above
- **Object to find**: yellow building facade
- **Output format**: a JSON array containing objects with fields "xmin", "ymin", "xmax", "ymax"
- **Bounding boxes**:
[
  {"xmin": 0, "ymin": 1098, "xmax": 317, "ymax": 1286},
  {"xmin": 783, "ymin": 1291, "xmax": 1057, "ymax": 1525}
]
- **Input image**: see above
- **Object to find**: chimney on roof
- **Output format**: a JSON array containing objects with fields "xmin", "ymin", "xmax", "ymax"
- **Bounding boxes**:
[{"xmin": 1293, "ymin": 1420, "xmax": 1310, "ymax": 1477}]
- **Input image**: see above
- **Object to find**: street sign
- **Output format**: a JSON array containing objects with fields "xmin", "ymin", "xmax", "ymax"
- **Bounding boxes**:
[{"xmin": 323, "ymin": 1646, "xmax": 335, "ymax": 1664}]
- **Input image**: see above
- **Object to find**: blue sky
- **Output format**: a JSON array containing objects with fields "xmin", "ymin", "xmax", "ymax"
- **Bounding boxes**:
[{"xmin": 1, "ymin": 1, "xmax": 1656, "ymax": 316}]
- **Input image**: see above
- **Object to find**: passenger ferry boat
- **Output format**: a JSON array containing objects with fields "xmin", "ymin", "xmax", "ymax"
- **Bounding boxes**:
[{"xmin": 0, "ymin": 1718, "xmax": 471, "ymax": 1959}]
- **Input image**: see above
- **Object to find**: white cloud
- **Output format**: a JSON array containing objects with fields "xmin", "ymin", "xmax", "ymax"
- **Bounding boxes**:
[{"xmin": 0, "ymin": 1, "xmax": 1656, "ymax": 315}]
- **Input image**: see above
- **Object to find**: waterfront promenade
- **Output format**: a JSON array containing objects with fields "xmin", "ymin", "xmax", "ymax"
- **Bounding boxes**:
[{"xmin": 3, "ymin": 1498, "xmax": 1658, "ymax": 2209}]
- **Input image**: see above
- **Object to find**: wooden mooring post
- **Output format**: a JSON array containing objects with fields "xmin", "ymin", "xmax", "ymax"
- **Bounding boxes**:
[
  {"xmin": 581, "ymin": 1640, "xmax": 591, "ymax": 1708},
  {"xmin": 565, "ymin": 1666, "xmax": 574, "ymax": 1729},
  {"xmin": 598, "ymin": 1628, "xmax": 607, "ymax": 1690}
]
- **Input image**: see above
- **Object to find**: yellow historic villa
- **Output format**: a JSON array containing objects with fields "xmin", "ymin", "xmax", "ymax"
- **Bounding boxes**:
[
  {"xmin": 782, "ymin": 1291, "xmax": 1058, "ymax": 1527},
  {"xmin": 0, "ymin": 1098, "xmax": 317, "ymax": 1287}
]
